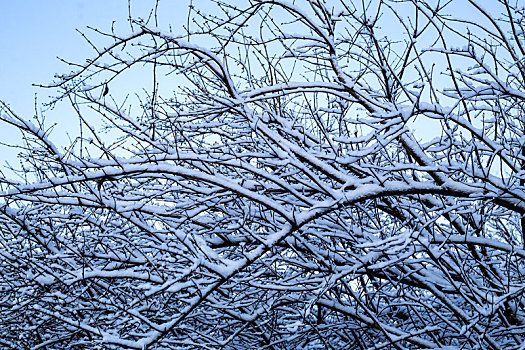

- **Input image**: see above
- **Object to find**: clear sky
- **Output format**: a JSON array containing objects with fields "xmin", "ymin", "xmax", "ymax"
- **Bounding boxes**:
[
  {"xmin": 0, "ymin": 0, "xmax": 503, "ymax": 171},
  {"xmin": 0, "ymin": 0, "xmax": 190, "ymax": 168},
  {"xmin": 0, "ymin": 1, "xmax": 192, "ymax": 113}
]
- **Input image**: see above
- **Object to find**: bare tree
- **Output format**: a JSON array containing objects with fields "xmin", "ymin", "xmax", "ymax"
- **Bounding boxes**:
[{"xmin": 1, "ymin": 0, "xmax": 525, "ymax": 348}]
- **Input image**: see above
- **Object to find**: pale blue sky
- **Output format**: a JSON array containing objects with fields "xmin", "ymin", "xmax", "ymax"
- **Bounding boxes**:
[
  {"xmin": 0, "ymin": 0, "xmax": 504, "ymax": 171},
  {"xmin": 0, "ymin": 1, "xmax": 190, "ymax": 168},
  {"xmin": 1, "ymin": 1, "xmax": 191, "ymax": 116}
]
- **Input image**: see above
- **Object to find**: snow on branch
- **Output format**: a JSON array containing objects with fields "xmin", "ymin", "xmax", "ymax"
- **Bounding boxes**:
[{"xmin": 1, "ymin": 0, "xmax": 525, "ymax": 348}]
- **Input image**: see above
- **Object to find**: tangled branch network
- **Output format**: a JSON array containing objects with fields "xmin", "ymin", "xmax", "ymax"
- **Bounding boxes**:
[{"xmin": 1, "ymin": 0, "xmax": 525, "ymax": 348}]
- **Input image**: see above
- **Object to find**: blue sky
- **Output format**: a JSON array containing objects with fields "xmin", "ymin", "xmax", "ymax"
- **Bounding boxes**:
[
  {"xmin": 0, "ymin": 1, "xmax": 190, "ymax": 167},
  {"xmin": 4, "ymin": 1, "xmax": 120, "ymax": 116},
  {"xmin": 0, "ymin": 0, "xmax": 504, "ymax": 170},
  {"xmin": 1, "ymin": 1, "xmax": 192, "ymax": 115}
]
